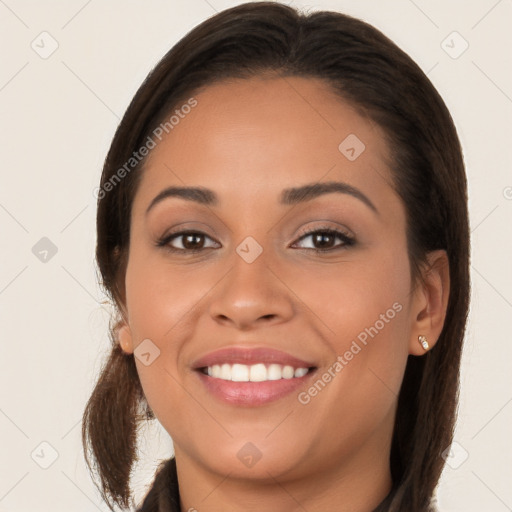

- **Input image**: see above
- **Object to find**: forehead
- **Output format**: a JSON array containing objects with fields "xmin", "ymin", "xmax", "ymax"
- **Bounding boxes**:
[{"xmin": 136, "ymin": 75, "xmax": 395, "ymax": 209}]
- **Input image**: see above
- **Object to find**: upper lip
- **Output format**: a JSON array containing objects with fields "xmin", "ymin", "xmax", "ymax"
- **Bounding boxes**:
[{"xmin": 192, "ymin": 347, "xmax": 317, "ymax": 370}]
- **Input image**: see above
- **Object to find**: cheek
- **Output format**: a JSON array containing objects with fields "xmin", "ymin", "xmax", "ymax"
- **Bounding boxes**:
[
  {"xmin": 124, "ymin": 256, "xmax": 198, "ymax": 430},
  {"xmin": 285, "ymin": 243, "xmax": 411, "ymax": 351},
  {"xmin": 288, "ymin": 245, "xmax": 411, "ymax": 429},
  {"xmin": 124, "ymin": 246, "xmax": 211, "ymax": 343},
  {"xmin": 123, "ymin": 248, "xmax": 223, "ymax": 411}
]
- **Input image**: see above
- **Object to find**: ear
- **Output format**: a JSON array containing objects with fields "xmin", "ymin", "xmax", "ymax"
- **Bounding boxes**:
[
  {"xmin": 408, "ymin": 249, "xmax": 450, "ymax": 356},
  {"xmin": 117, "ymin": 318, "xmax": 135, "ymax": 355}
]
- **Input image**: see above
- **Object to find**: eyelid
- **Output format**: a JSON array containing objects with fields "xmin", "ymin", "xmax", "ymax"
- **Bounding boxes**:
[
  {"xmin": 157, "ymin": 220, "xmax": 220, "ymax": 239},
  {"xmin": 290, "ymin": 225, "xmax": 355, "ymax": 250},
  {"xmin": 294, "ymin": 223, "xmax": 354, "ymax": 240},
  {"xmin": 156, "ymin": 229, "xmax": 220, "ymax": 252}
]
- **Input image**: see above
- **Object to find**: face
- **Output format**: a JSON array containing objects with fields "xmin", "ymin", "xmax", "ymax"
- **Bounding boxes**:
[{"xmin": 118, "ymin": 76, "xmax": 434, "ymax": 486}]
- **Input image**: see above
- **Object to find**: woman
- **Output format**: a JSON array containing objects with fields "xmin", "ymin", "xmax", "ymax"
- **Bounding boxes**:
[{"xmin": 82, "ymin": 3, "xmax": 470, "ymax": 511}]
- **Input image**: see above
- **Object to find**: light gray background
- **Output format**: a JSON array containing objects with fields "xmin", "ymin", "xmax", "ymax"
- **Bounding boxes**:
[{"xmin": 1, "ymin": 1, "xmax": 511, "ymax": 511}]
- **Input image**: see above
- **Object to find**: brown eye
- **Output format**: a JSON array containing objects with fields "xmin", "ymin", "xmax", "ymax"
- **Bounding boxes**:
[
  {"xmin": 311, "ymin": 232, "xmax": 336, "ymax": 249},
  {"xmin": 157, "ymin": 231, "xmax": 220, "ymax": 253},
  {"xmin": 181, "ymin": 233, "xmax": 205, "ymax": 249},
  {"xmin": 292, "ymin": 228, "xmax": 355, "ymax": 252}
]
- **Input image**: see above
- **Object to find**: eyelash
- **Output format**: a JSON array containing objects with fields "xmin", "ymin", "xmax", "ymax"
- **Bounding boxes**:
[
  {"xmin": 294, "ymin": 226, "xmax": 355, "ymax": 252},
  {"xmin": 156, "ymin": 226, "xmax": 355, "ymax": 255}
]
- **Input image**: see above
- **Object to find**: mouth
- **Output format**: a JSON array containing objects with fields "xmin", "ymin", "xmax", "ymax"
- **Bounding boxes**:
[{"xmin": 192, "ymin": 347, "xmax": 318, "ymax": 406}]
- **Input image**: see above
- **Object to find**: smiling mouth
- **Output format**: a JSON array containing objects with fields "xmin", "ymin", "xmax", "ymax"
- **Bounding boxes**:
[
  {"xmin": 192, "ymin": 346, "xmax": 318, "ymax": 405},
  {"xmin": 199, "ymin": 363, "xmax": 316, "ymax": 382}
]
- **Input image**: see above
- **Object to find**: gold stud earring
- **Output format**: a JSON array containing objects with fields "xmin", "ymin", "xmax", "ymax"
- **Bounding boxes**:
[{"xmin": 418, "ymin": 335, "xmax": 429, "ymax": 351}]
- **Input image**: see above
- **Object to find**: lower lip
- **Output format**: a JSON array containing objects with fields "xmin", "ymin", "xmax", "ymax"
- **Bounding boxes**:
[{"xmin": 195, "ymin": 369, "xmax": 316, "ymax": 406}]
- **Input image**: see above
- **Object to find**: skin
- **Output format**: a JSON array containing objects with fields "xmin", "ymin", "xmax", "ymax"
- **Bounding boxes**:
[{"xmin": 117, "ymin": 75, "xmax": 450, "ymax": 512}]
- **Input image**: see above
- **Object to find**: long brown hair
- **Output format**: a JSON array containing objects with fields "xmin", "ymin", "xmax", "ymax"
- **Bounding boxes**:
[{"xmin": 82, "ymin": 3, "xmax": 470, "ymax": 510}]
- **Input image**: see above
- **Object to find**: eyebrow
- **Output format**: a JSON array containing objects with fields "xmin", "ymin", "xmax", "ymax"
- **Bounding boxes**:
[
  {"xmin": 145, "ymin": 181, "xmax": 378, "ymax": 215},
  {"xmin": 281, "ymin": 181, "xmax": 378, "ymax": 214},
  {"xmin": 146, "ymin": 186, "xmax": 218, "ymax": 214}
]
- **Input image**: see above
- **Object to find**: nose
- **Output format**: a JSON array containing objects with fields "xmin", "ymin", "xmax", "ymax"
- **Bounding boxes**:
[{"xmin": 208, "ymin": 249, "xmax": 294, "ymax": 331}]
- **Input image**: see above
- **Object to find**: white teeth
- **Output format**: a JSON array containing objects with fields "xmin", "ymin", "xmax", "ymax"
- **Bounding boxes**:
[
  {"xmin": 294, "ymin": 367, "xmax": 309, "ymax": 378},
  {"xmin": 205, "ymin": 363, "xmax": 310, "ymax": 382},
  {"xmin": 282, "ymin": 365, "xmax": 294, "ymax": 379},
  {"xmin": 220, "ymin": 363, "xmax": 231, "ymax": 380},
  {"xmin": 231, "ymin": 364, "xmax": 249, "ymax": 382},
  {"xmin": 267, "ymin": 364, "xmax": 282, "ymax": 381},
  {"xmin": 249, "ymin": 363, "xmax": 267, "ymax": 382}
]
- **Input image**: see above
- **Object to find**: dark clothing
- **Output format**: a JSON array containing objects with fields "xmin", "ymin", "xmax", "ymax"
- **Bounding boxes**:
[{"xmin": 137, "ymin": 458, "xmax": 180, "ymax": 512}]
